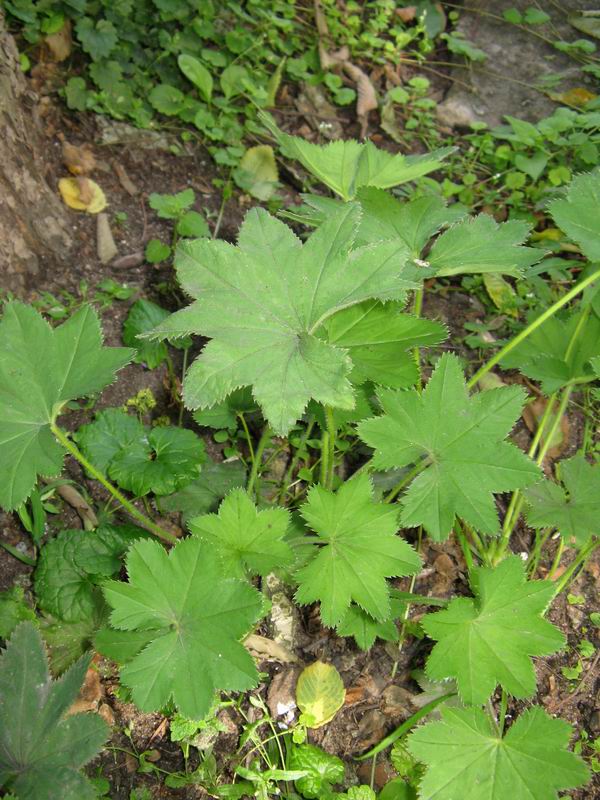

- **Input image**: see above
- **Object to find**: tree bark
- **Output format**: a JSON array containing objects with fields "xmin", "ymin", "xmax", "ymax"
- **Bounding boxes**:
[{"xmin": 0, "ymin": 10, "xmax": 71, "ymax": 295}]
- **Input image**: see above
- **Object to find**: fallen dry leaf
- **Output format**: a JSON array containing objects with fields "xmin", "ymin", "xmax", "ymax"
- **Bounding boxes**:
[
  {"xmin": 61, "ymin": 138, "xmax": 96, "ymax": 175},
  {"xmin": 45, "ymin": 20, "xmax": 72, "ymax": 62},
  {"xmin": 67, "ymin": 666, "xmax": 102, "ymax": 715},
  {"xmin": 396, "ymin": 6, "xmax": 417, "ymax": 22},
  {"xmin": 58, "ymin": 176, "xmax": 107, "ymax": 213},
  {"xmin": 244, "ymin": 633, "xmax": 299, "ymax": 663}
]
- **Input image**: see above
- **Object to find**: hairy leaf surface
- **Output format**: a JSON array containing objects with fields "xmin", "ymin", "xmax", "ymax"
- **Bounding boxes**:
[
  {"xmin": 422, "ymin": 557, "xmax": 564, "ymax": 705},
  {"xmin": 103, "ymin": 537, "xmax": 264, "ymax": 718},
  {"xmin": 0, "ymin": 622, "xmax": 108, "ymax": 800},
  {"xmin": 0, "ymin": 303, "xmax": 132, "ymax": 510},
  {"xmin": 358, "ymin": 354, "xmax": 540, "ymax": 539},
  {"xmin": 525, "ymin": 453, "xmax": 600, "ymax": 548},
  {"xmin": 189, "ymin": 489, "xmax": 293, "ymax": 579},
  {"xmin": 148, "ymin": 205, "xmax": 418, "ymax": 434},
  {"xmin": 295, "ymin": 474, "xmax": 421, "ymax": 627},
  {"xmin": 408, "ymin": 705, "xmax": 589, "ymax": 800}
]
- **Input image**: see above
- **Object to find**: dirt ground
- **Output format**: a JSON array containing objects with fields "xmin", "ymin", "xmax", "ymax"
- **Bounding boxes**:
[{"xmin": 1, "ymin": 37, "xmax": 599, "ymax": 800}]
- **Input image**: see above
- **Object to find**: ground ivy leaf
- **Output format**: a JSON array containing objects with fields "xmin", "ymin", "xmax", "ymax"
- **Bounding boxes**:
[
  {"xmin": 421, "ymin": 556, "xmax": 565, "ymax": 705},
  {"xmin": 102, "ymin": 537, "xmax": 264, "ymax": 719},
  {"xmin": 336, "ymin": 598, "xmax": 405, "ymax": 650},
  {"xmin": 76, "ymin": 408, "xmax": 146, "ymax": 473},
  {"xmin": 0, "ymin": 303, "xmax": 133, "ymax": 510},
  {"xmin": 321, "ymin": 300, "xmax": 447, "ymax": 389},
  {"xmin": 358, "ymin": 354, "xmax": 540, "ymax": 539},
  {"xmin": 188, "ymin": 488, "xmax": 293, "ymax": 579},
  {"xmin": 500, "ymin": 310, "xmax": 600, "ymax": 393},
  {"xmin": 525, "ymin": 453, "xmax": 600, "ymax": 548},
  {"xmin": 0, "ymin": 622, "xmax": 108, "ymax": 800},
  {"xmin": 294, "ymin": 473, "xmax": 421, "ymax": 627},
  {"xmin": 147, "ymin": 205, "xmax": 417, "ymax": 434},
  {"xmin": 157, "ymin": 458, "xmax": 247, "ymax": 521},
  {"xmin": 109, "ymin": 426, "xmax": 206, "ymax": 496},
  {"xmin": 407, "ymin": 705, "xmax": 589, "ymax": 800},
  {"xmin": 428, "ymin": 215, "xmax": 541, "ymax": 277},
  {"xmin": 34, "ymin": 525, "xmax": 145, "ymax": 623},
  {"xmin": 549, "ymin": 168, "xmax": 600, "ymax": 261},
  {"xmin": 122, "ymin": 299, "xmax": 170, "ymax": 369}
]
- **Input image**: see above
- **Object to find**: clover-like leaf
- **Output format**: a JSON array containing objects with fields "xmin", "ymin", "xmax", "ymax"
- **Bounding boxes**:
[
  {"xmin": 322, "ymin": 300, "xmax": 447, "ymax": 389},
  {"xmin": 189, "ymin": 489, "xmax": 293, "ymax": 579},
  {"xmin": 102, "ymin": 537, "xmax": 265, "ymax": 719},
  {"xmin": 148, "ymin": 204, "xmax": 418, "ymax": 434},
  {"xmin": 500, "ymin": 309, "xmax": 600, "ymax": 394},
  {"xmin": 109, "ymin": 426, "xmax": 206, "ymax": 496},
  {"xmin": 34, "ymin": 525, "xmax": 146, "ymax": 622},
  {"xmin": 549, "ymin": 168, "xmax": 600, "ymax": 261},
  {"xmin": 407, "ymin": 705, "xmax": 589, "ymax": 800},
  {"xmin": 295, "ymin": 473, "xmax": 421, "ymax": 627},
  {"xmin": 0, "ymin": 303, "xmax": 133, "ymax": 510},
  {"xmin": 358, "ymin": 353, "xmax": 540, "ymax": 539},
  {"xmin": 421, "ymin": 557, "xmax": 565, "ymax": 705},
  {"xmin": 525, "ymin": 453, "xmax": 600, "ymax": 548},
  {"xmin": 0, "ymin": 622, "xmax": 108, "ymax": 800}
]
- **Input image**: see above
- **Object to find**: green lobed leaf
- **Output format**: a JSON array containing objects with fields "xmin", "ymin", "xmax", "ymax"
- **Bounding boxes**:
[
  {"xmin": 295, "ymin": 473, "xmax": 421, "ymax": 627},
  {"xmin": 548, "ymin": 168, "xmax": 600, "ymax": 261},
  {"xmin": 358, "ymin": 354, "xmax": 540, "ymax": 540},
  {"xmin": 147, "ymin": 204, "xmax": 418, "ymax": 435},
  {"xmin": 157, "ymin": 458, "xmax": 247, "ymax": 521},
  {"xmin": 75, "ymin": 17, "xmax": 117, "ymax": 60},
  {"xmin": 500, "ymin": 309, "xmax": 600, "ymax": 393},
  {"xmin": 193, "ymin": 386, "xmax": 258, "ymax": 428},
  {"xmin": 0, "ymin": 587, "xmax": 36, "ymax": 639},
  {"xmin": 0, "ymin": 622, "xmax": 108, "ymax": 800},
  {"xmin": 102, "ymin": 537, "xmax": 265, "ymax": 719},
  {"xmin": 109, "ymin": 426, "xmax": 206, "ymax": 496},
  {"xmin": 525, "ymin": 453, "xmax": 600, "ymax": 548},
  {"xmin": 123, "ymin": 299, "xmax": 171, "ymax": 368},
  {"xmin": 421, "ymin": 556, "xmax": 565, "ymax": 705},
  {"xmin": 321, "ymin": 300, "xmax": 447, "ymax": 389},
  {"xmin": 407, "ymin": 705, "xmax": 589, "ymax": 800},
  {"xmin": 336, "ymin": 598, "xmax": 405, "ymax": 650},
  {"xmin": 428, "ymin": 215, "xmax": 541, "ymax": 277},
  {"xmin": 189, "ymin": 489, "xmax": 293, "ymax": 580},
  {"xmin": 287, "ymin": 744, "xmax": 345, "ymax": 799},
  {"xmin": 149, "ymin": 188, "xmax": 195, "ymax": 219},
  {"xmin": 0, "ymin": 303, "xmax": 133, "ymax": 510}
]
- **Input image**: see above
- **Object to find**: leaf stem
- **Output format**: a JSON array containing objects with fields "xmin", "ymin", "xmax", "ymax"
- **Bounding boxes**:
[
  {"xmin": 177, "ymin": 346, "xmax": 189, "ymax": 426},
  {"xmin": 278, "ymin": 415, "xmax": 316, "ymax": 503},
  {"xmin": 466, "ymin": 267, "xmax": 600, "ymax": 389},
  {"xmin": 553, "ymin": 539, "xmax": 599, "ymax": 596},
  {"xmin": 384, "ymin": 458, "xmax": 430, "ymax": 504},
  {"xmin": 246, "ymin": 426, "xmax": 272, "ymax": 497},
  {"xmin": 324, "ymin": 405, "xmax": 336, "ymax": 490},
  {"xmin": 50, "ymin": 423, "xmax": 177, "ymax": 544},
  {"xmin": 355, "ymin": 693, "xmax": 456, "ymax": 761}
]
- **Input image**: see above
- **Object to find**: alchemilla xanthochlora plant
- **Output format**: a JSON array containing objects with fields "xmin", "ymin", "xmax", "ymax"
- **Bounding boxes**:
[{"xmin": 1, "ymin": 125, "xmax": 599, "ymax": 799}]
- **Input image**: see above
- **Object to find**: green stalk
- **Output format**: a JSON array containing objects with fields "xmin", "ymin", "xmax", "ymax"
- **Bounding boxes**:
[
  {"xmin": 246, "ymin": 426, "xmax": 272, "ymax": 497},
  {"xmin": 355, "ymin": 693, "xmax": 456, "ymax": 760},
  {"xmin": 0, "ymin": 539, "xmax": 36, "ymax": 566},
  {"xmin": 412, "ymin": 286, "xmax": 424, "ymax": 390},
  {"xmin": 553, "ymin": 539, "xmax": 600, "ymax": 596},
  {"xmin": 278, "ymin": 415, "xmax": 315, "ymax": 503},
  {"xmin": 454, "ymin": 520, "xmax": 474, "ymax": 572},
  {"xmin": 324, "ymin": 405, "xmax": 336, "ymax": 490},
  {"xmin": 547, "ymin": 538, "xmax": 565, "ymax": 580},
  {"xmin": 384, "ymin": 458, "xmax": 430, "ymax": 504},
  {"xmin": 467, "ymin": 267, "xmax": 600, "ymax": 390},
  {"xmin": 177, "ymin": 346, "xmax": 189, "ymax": 426},
  {"xmin": 50, "ymin": 423, "xmax": 177, "ymax": 544}
]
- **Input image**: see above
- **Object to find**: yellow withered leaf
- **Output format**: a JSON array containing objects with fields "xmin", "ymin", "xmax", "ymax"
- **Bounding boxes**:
[
  {"xmin": 296, "ymin": 661, "xmax": 345, "ymax": 728},
  {"xmin": 58, "ymin": 177, "xmax": 107, "ymax": 214}
]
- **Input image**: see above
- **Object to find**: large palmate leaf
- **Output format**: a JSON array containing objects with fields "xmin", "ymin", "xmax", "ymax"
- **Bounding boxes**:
[
  {"xmin": 321, "ymin": 300, "xmax": 447, "ymax": 389},
  {"xmin": 525, "ymin": 453, "xmax": 600, "ymax": 548},
  {"xmin": 35, "ymin": 525, "xmax": 145, "ymax": 622},
  {"xmin": 427, "ymin": 215, "xmax": 541, "ymax": 277},
  {"xmin": 189, "ymin": 489, "xmax": 294, "ymax": 579},
  {"xmin": 408, "ymin": 705, "xmax": 589, "ymax": 800},
  {"xmin": 0, "ymin": 622, "xmax": 108, "ymax": 800},
  {"xmin": 0, "ymin": 303, "xmax": 132, "ymax": 510},
  {"xmin": 549, "ymin": 168, "xmax": 600, "ymax": 261},
  {"xmin": 295, "ymin": 474, "xmax": 421, "ymax": 627},
  {"xmin": 148, "ymin": 204, "xmax": 419, "ymax": 434},
  {"xmin": 102, "ymin": 536, "xmax": 264, "ymax": 719},
  {"xmin": 421, "ymin": 557, "xmax": 564, "ymax": 705},
  {"xmin": 500, "ymin": 310, "xmax": 600, "ymax": 394},
  {"xmin": 263, "ymin": 114, "xmax": 452, "ymax": 200},
  {"xmin": 358, "ymin": 354, "xmax": 540, "ymax": 539}
]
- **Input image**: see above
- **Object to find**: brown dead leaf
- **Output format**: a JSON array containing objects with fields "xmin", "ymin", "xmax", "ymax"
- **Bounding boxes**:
[
  {"xmin": 396, "ymin": 6, "xmax": 417, "ymax": 22},
  {"xmin": 67, "ymin": 666, "xmax": 102, "ymax": 715},
  {"xmin": 112, "ymin": 160, "xmax": 139, "ymax": 195},
  {"xmin": 550, "ymin": 87, "xmax": 597, "ymax": 108},
  {"xmin": 45, "ymin": 20, "xmax": 72, "ymax": 62},
  {"xmin": 61, "ymin": 138, "xmax": 96, "ymax": 175},
  {"xmin": 343, "ymin": 62, "xmax": 378, "ymax": 119},
  {"xmin": 244, "ymin": 633, "xmax": 299, "ymax": 663}
]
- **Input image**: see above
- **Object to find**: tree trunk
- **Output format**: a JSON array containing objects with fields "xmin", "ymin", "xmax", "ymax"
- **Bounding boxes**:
[{"xmin": 0, "ymin": 10, "xmax": 71, "ymax": 295}]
